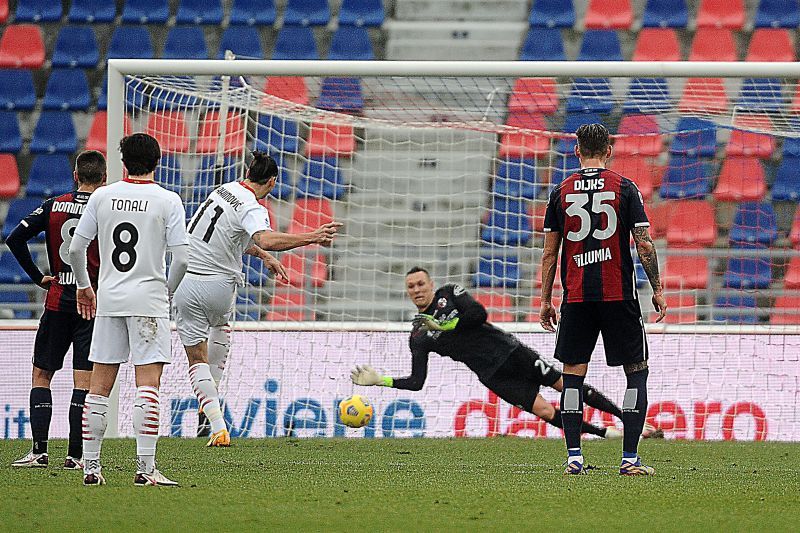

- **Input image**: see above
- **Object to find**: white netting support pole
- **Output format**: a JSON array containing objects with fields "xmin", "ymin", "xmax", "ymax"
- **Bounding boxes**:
[
  {"xmin": 106, "ymin": 64, "xmax": 126, "ymax": 185},
  {"xmin": 215, "ymin": 50, "xmax": 235, "ymax": 168}
]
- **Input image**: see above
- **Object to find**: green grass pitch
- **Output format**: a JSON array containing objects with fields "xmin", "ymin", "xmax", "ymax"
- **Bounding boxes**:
[{"xmin": 2, "ymin": 438, "xmax": 798, "ymax": 531}]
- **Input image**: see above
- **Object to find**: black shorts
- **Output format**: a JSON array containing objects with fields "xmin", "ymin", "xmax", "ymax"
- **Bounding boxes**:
[
  {"xmin": 481, "ymin": 344, "xmax": 562, "ymax": 413},
  {"xmin": 33, "ymin": 309, "xmax": 94, "ymax": 372},
  {"xmin": 554, "ymin": 300, "xmax": 647, "ymax": 367}
]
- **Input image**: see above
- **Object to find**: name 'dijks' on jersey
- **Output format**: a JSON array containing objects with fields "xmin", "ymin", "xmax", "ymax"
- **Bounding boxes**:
[
  {"xmin": 574, "ymin": 178, "xmax": 605, "ymax": 191},
  {"xmin": 110, "ymin": 198, "xmax": 149, "ymax": 212},
  {"xmin": 573, "ymin": 247, "xmax": 612, "ymax": 267}
]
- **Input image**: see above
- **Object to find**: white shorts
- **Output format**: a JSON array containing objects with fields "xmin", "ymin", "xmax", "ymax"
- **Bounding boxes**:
[
  {"xmin": 89, "ymin": 316, "xmax": 172, "ymax": 366},
  {"xmin": 174, "ymin": 274, "xmax": 236, "ymax": 347}
]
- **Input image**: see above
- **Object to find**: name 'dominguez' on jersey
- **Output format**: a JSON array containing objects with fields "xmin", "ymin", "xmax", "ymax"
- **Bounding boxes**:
[{"xmin": 543, "ymin": 167, "xmax": 650, "ymax": 303}]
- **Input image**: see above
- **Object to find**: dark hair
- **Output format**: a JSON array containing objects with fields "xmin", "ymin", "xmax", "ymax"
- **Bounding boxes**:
[
  {"xmin": 119, "ymin": 133, "xmax": 161, "ymax": 176},
  {"xmin": 75, "ymin": 150, "xmax": 106, "ymax": 185},
  {"xmin": 406, "ymin": 266, "xmax": 430, "ymax": 277},
  {"xmin": 575, "ymin": 123, "xmax": 610, "ymax": 158},
  {"xmin": 247, "ymin": 151, "xmax": 279, "ymax": 184}
]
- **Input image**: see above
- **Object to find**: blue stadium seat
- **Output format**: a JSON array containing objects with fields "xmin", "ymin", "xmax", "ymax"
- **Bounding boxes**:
[
  {"xmin": 297, "ymin": 157, "xmax": 346, "ymax": 200},
  {"xmin": 339, "ymin": 0, "xmax": 385, "ymax": 27},
  {"xmin": 121, "ymin": 0, "xmax": 170, "ymax": 24},
  {"xmin": 481, "ymin": 197, "xmax": 532, "ymax": 247},
  {"xmin": 737, "ymin": 78, "xmax": 785, "ymax": 112},
  {"xmin": 556, "ymin": 112, "xmax": 601, "ymax": 154},
  {"xmin": 551, "ymin": 154, "xmax": 581, "ymax": 186},
  {"xmin": 235, "ymin": 293, "xmax": 260, "ymax": 320},
  {"xmin": 475, "ymin": 250, "xmax": 519, "ymax": 288},
  {"xmin": 0, "ymin": 291, "xmax": 33, "ymax": 319},
  {"xmin": 97, "ymin": 74, "xmax": 145, "ymax": 111},
  {"xmin": 494, "ymin": 158, "xmax": 538, "ymax": 200},
  {"xmin": 0, "ymin": 112, "xmax": 21, "ymax": 152},
  {"xmin": 723, "ymin": 247, "xmax": 772, "ymax": 290},
  {"xmin": 729, "ymin": 202, "xmax": 778, "ymax": 246},
  {"xmin": 217, "ymin": 26, "xmax": 263, "ymax": 59},
  {"xmin": 755, "ymin": 0, "xmax": 800, "ymax": 28},
  {"xmin": 229, "ymin": 0, "xmax": 276, "ymax": 26},
  {"xmin": 149, "ymin": 77, "xmax": 198, "ymax": 111},
  {"xmin": 273, "ymin": 26, "xmax": 318, "ymax": 60},
  {"xmin": 660, "ymin": 155, "xmax": 711, "ymax": 199},
  {"xmin": 329, "ymin": 26, "xmax": 374, "ymax": 60},
  {"xmin": 624, "ymin": 78, "xmax": 671, "ymax": 113},
  {"xmin": 317, "ymin": 77, "xmax": 364, "ymax": 113},
  {"xmin": 68, "ymin": 0, "xmax": 116, "ymax": 23},
  {"xmin": 176, "ymin": 0, "xmax": 223, "ymax": 25},
  {"xmin": 268, "ymin": 153, "xmax": 295, "ymax": 201},
  {"xmin": 0, "ymin": 252, "xmax": 32, "ymax": 283},
  {"xmin": 713, "ymin": 293, "xmax": 758, "ymax": 324},
  {"xmin": 283, "ymin": 0, "xmax": 330, "ymax": 26},
  {"xmin": 52, "ymin": 26, "xmax": 99, "ymax": 68},
  {"xmin": 2, "ymin": 197, "xmax": 43, "ymax": 240},
  {"xmin": 0, "ymin": 70, "xmax": 35, "ymax": 110},
  {"xmin": 192, "ymin": 156, "xmax": 239, "ymax": 201},
  {"xmin": 154, "ymin": 155, "xmax": 182, "ymax": 194},
  {"xmin": 29, "ymin": 112, "xmax": 77, "ymax": 154},
  {"xmin": 254, "ymin": 115, "xmax": 299, "ymax": 154},
  {"xmin": 578, "ymin": 30, "xmax": 623, "ymax": 62},
  {"xmin": 15, "ymin": 0, "xmax": 62, "ymax": 22},
  {"xmin": 529, "ymin": 0, "xmax": 575, "ymax": 28},
  {"xmin": 519, "ymin": 28, "xmax": 566, "ymax": 61},
  {"xmin": 26, "ymin": 154, "xmax": 74, "ymax": 198},
  {"xmin": 566, "ymin": 78, "xmax": 614, "ymax": 114},
  {"xmin": 642, "ymin": 0, "xmax": 688, "ymax": 28},
  {"xmin": 108, "ymin": 26, "xmax": 154, "ymax": 60},
  {"xmin": 772, "ymin": 157, "xmax": 800, "ymax": 201},
  {"xmin": 163, "ymin": 27, "xmax": 208, "ymax": 60},
  {"xmin": 783, "ymin": 136, "xmax": 800, "ymax": 158},
  {"xmin": 42, "ymin": 69, "xmax": 91, "ymax": 111},
  {"xmin": 670, "ymin": 117, "xmax": 717, "ymax": 156}
]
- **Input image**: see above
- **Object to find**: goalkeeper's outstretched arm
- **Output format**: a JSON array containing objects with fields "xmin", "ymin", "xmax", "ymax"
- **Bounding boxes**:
[{"xmin": 351, "ymin": 349, "xmax": 430, "ymax": 391}]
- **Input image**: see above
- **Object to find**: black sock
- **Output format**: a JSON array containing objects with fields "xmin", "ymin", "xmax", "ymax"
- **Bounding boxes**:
[
  {"xmin": 549, "ymin": 408, "xmax": 606, "ymax": 438},
  {"xmin": 560, "ymin": 374, "xmax": 585, "ymax": 453},
  {"xmin": 583, "ymin": 383, "xmax": 623, "ymax": 419},
  {"xmin": 68, "ymin": 389, "xmax": 88, "ymax": 459},
  {"xmin": 30, "ymin": 387, "xmax": 52, "ymax": 455},
  {"xmin": 622, "ymin": 369, "xmax": 649, "ymax": 457}
]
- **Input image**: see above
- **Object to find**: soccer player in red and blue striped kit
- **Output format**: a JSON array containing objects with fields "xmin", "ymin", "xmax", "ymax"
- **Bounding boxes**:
[{"xmin": 540, "ymin": 124, "xmax": 667, "ymax": 476}]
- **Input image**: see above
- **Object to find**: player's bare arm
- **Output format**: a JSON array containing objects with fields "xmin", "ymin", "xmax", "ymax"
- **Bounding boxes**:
[
  {"xmin": 252, "ymin": 222, "xmax": 342, "ymax": 252},
  {"xmin": 244, "ymin": 245, "xmax": 289, "ymax": 283},
  {"xmin": 633, "ymin": 226, "xmax": 667, "ymax": 322},
  {"xmin": 539, "ymin": 231, "xmax": 562, "ymax": 332}
]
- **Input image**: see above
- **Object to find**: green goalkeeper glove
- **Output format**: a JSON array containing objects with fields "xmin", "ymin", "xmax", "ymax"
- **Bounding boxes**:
[
  {"xmin": 412, "ymin": 314, "xmax": 459, "ymax": 332},
  {"xmin": 350, "ymin": 365, "xmax": 393, "ymax": 387}
]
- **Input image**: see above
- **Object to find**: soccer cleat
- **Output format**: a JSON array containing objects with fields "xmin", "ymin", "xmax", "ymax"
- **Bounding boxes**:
[
  {"xmin": 134, "ymin": 469, "xmax": 179, "ymax": 487},
  {"xmin": 63, "ymin": 456, "xmax": 84, "ymax": 470},
  {"xmin": 563, "ymin": 459, "xmax": 588, "ymax": 475},
  {"xmin": 206, "ymin": 429, "xmax": 231, "ymax": 447},
  {"xmin": 642, "ymin": 423, "xmax": 665, "ymax": 439},
  {"xmin": 604, "ymin": 427, "xmax": 624, "ymax": 439},
  {"xmin": 83, "ymin": 472, "xmax": 106, "ymax": 486},
  {"xmin": 620, "ymin": 458, "xmax": 656, "ymax": 476},
  {"xmin": 11, "ymin": 451, "xmax": 48, "ymax": 468}
]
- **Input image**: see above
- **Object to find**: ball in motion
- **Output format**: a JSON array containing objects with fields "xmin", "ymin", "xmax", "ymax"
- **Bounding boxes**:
[{"xmin": 339, "ymin": 395, "xmax": 374, "ymax": 428}]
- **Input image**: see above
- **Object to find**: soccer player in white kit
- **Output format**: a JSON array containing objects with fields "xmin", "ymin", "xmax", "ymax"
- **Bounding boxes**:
[
  {"xmin": 175, "ymin": 151, "xmax": 341, "ymax": 446},
  {"xmin": 68, "ymin": 133, "xmax": 189, "ymax": 486}
]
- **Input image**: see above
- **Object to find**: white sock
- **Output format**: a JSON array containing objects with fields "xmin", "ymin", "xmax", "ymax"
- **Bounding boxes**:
[
  {"xmin": 133, "ymin": 386, "xmax": 159, "ymax": 474},
  {"xmin": 82, "ymin": 394, "xmax": 109, "ymax": 474},
  {"xmin": 207, "ymin": 324, "xmax": 231, "ymax": 386},
  {"xmin": 189, "ymin": 363, "xmax": 227, "ymax": 434}
]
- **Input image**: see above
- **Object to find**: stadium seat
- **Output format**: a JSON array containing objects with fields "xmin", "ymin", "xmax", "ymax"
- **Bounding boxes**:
[
  {"xmin": 608, "ymin": 156, "xmax": 661, "ymax": 201},
  {"xmin": 474, "ymin": 292, "xmax": 515, "ymax": 322},
  {"xmin": 529, "ymin": 0, "xmax": 575, "ymax": 28},
  {"xmin": 737, "ymin": 78, "xmax": 785, "ymax": 113},
  {"xmin": 0, "ymin": 291, "xmax": 33, "ymax": 319},
  {"xmin": 191, "ymin": 156, "xmax": 239, "ymax": 202},
  {"xmin": 0, "ymin": 1, "xmax": 6, "ymax": 23},
  {"xmin": 551, "ymin": 154, "xmax": 581, "ymax": 186},
  {"xmin": 723, "ymin": 249, "xmax": 772, "ymax": 290},
  {"xmin": 229, "ymin": 0, "xmax": 276, "ymax": 26},
  {"xmin": 713, "ymin": 157, "xmax": 767, "ymax": 202},
  {"xmin": 577, "ymin": 31, "xmax": 622, "ymax": 62},
  {"xmin": 494, "ymin": 158, "xmax": 539, "ymax": 200},
  {"xmin": 565, "ymin": 78, "xmax": 613, "ymax": 114},
  {"xmin": 662, "ymin": 256, "xmax": 709, "ymax": 290},
  {"xmin": 154, "ymin": 154, "xmax": 182, "ymax": 194},
  {"xmin": 176, "ymin": 0, "xmax": 223, "ymax": 25},
  {"xmin": 646, "ymin": 201, "xmax": 668, "ymax": 239},
  {"xmin": 68, "ymin": 0, "xmax": 116, "ymax": 22},
  {"xmin": 0, "ymin": 70, "xmax": 34, "ymax": 111},
  {"xmin": 746, "ymin": 29, "xmax": 795, "ymax": 62},
  {"xmin": 297, "ymin": 157, "xmax": 347, "ymax": 200},
  {"xmin": 279, "ymin": 252, "xmax": 327, "ymax": 289},
  {"xmin": 26, "ymin": 154, "xmax": 74, "ymax": 198},
  {"xmin": 670, "ymin": 117, "xmax": 717, "ymax": 156},
  {"xmin": 632, "ymin": 28, "xmax": 680, "ymax": 61},
  {"xmin": 264, "ymin": 77, "xmax": 309, "ymax": 106},
  {"xmin": 51, "ymin": 26, "xmax": 99, "ymax": 69},
  {"xmin": 0, "ymin": 252, "xmax": 31, "ymax": 283},
  {"xmin": 108, "ymin": 26, "xmax": 154, "ymax": 60},
  {"xmin": 0, "ymin": 154, "xmax": 19, "ymax": 198},
  {"xmin": 791, "ymin": 206, "xmax": 800, "ymax": 247},
  {"xmin": 339, "ymin": 0, "xmax": 385, "ymax": 27},
  {"xmin": 306, "ymin": 123, "xmax": 355, "ymax": 157},
  {"xmin": 2, "ymin": 197, "xmax": 41, "ymax": 240},
  {"xmin": 149, "ymin": 77, "xmax": 197, "ymax": 112},
  {"xmin": 163, "ymin": 27, "xmax": 208, "ymax": 60},
  {"xmin": 659, "ymin": 156, "xmax": 711, "ymax": 199},
  {"xmin": 665, "ymin": 200, "xmax": 716, "ymax": 246},
  {"xmin": 475, "ymin": 251, "xmax": 519, "ymax": 288},
  {"xmin": 121, "ymin": 0, "xmax": 170, "ymax": 24},
  {"xmin": 266, "ymin": 153, "xmax": 295, "ymax": 201},
  {"xmin": 481, "ymin": 198, "xmax": 532, "ymax": 247},
  {"xmin": 86, "ymin": 111, "xmax": 132, "ymax": 153},
  {"xmin": 641, "ymin": 0, "xmax": 688, "ymax": 28},
  {"xmin": 499, "ymin": 113, "xmax": 550, "ymax": 158},
  {"xmin": 584, "ymin": 0, "xmax": 632, "ymax": 29},
  {"xmin": 729, "ymin": 202, "xmax": 778, "ymax": 246},
  {"xmin": 328, "ymin": 26, "xmax": 374, "ymax": 61},
  {"xmin": 288, "ymin": 198, "xmax": 334, "ymax": 234},
  {"xmin": 0, "ymin": 111, "xmax": 21, "ymax": 153},
  {"xmin": 15, "ymin": 0, "xmax": 61, "ymax": 22},
  {"xmin": 624, "ymin": 78, "xmax": 671, "ymax": 114},
  {"xmin": 196, "ymin": 111, "xmax": 246, "ymax": 155},
  {"xmin": 726, "ymin": 114, "xmax": 775, "ymax": 159},
  {"xmin": 284, "ymin": 0, "xmax": 330, "ymax": 26},
  {"xmin": 146, "ymin": 111, "xmax": 190, "ymax": 153},
  {"xmin": 783, "ymin": 256, "xmax": 800, "ymax": 289},
  {"xmin": 755, "ymin": 0, "xmax": 800, "ymax": 28},
  {"xmin": 233, "ymin": 293, "xmax": 260, "ymax": 320},
  {"xmin": 254, "ymin": 114, "xmax": 300, "ymax": 154},
  {"xmin": 772, "ymin": 157, "xmax": 800, "ymax": 201},
  {"xmin": 29, "ymin": 112, "xmax": 77, "ymax": 154},
  {"xmin": 0, "ymin": 25, "xmax": 44, "ymax": 68},
  {"xmin": 678, "ymin": 78, "xmax": 728, "ymax": 115},
  {"xmin": 613, "ymin": 114, "xmax": 663, "ymax": 156},
  {"xmin": 508, "ymin": 78, "xmax": 558, "ymax": 116},
  {"xmin": 696, "ymin": 0, "xmax": 745, "ymax": 30},
  {"xmin": 556, "ymin": 113, "xmax": 601, "ymax": 154},
  {"xmin": 770, "ymin": 295, "xmax": 800, "ymax": 325},
  {"xmin": 652, "ymin": 292, "xmax": 696, "ymax": 324},
  {"xmin": 42, "ymin": 69, "xmax": 90, "ymax": 111},
  {"xmin": 266, "ymin": 290, "xmax": 306, "ymax": 321},
  {"xmin": 317, "ymin": 77, "xmax": 364, "ymax": 114},
  {"xmin": 218, "ymin": 26, "xmax": 263, "ymax": 59},
  {"xmin": 689, "ymin": 28, "xmax": 737, "ymax": 62},
  {"xmin": 519, "ymin": 28, "xmax": 566, "ymax": 61},
  {"xmin": 273, "ymin": 26, "xmax": 318, "ymax": 60}
]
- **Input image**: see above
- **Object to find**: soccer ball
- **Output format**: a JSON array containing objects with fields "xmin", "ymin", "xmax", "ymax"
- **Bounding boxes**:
[{"xmin": 339, "ymin": 395, "xmax": 374, "ymax": 428}]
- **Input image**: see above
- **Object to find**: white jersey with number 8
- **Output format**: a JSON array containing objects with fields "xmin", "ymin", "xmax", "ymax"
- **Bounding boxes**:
[{"xmin": 74, "ymin": 179, "xmax": 188, "ymax": 318}]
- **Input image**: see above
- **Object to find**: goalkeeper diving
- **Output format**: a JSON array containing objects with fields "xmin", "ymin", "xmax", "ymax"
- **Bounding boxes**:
[{"xmin": 351, "ymin": 267, "xmax": 661, "ymax": 439}]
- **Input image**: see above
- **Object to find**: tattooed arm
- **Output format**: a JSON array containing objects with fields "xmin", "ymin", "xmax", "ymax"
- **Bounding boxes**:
[
  {"xmin": 539, "ymin": 231, "xmax": 562, "ymax": 332},
  {"xmin": 633, "ymin": 226, "xmax": 667, "ymax": 322}
]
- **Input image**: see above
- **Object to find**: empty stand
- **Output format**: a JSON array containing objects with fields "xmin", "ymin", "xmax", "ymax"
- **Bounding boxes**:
[
  {"xmin": 0, "ymin": 1, "xmax": 6, "ymax": 23},
  {"xmin": 608, "ymin": 156, "xmax": 661, "ymax": 200},
  {"xmin": 196, "ymin": 111, "xmax": 246, "ymax": 154},
  {"xmin": 266, "ymin": 290, "xmax": 306, "ymax": 321},
  {"xmin": 755, "ymin": 0, "xmax": 800, "ymax": 28},
  {"xmin": 475, "ymin": 251, "xmax": 519, "ymax": 288},
  {"xmin": 584, "ymin": 0, "xmax": 632, "ymax": 29},
  {"xmin": 577, "ymin": 30, "xmax": 622, "ymax": 62},
  {"xmin": 551, "ymin": 154, "xmax": 581, "ymax": 186},
  {"xmin": 0, "ymin": 153, "xmax": 19, "ymax": 198},
  {"xmin": 0, "ymin": 111, "xmax": 21, "ymax": 152},
  {"xmin": 474, "ymin": 292, "xmax": 515, "ymax": 322},
  {"xmin": 164, "ymin": 27, "xmax": 208, "ymax": 60},
  {"xmin": 557, "ymin": 113, "xmax": 601, "ymax": 155},
  {"xmin": 108, "ymin": 26, "xmax": 154, "ymax": 60},
  {"xmin": 279, "ymin": 252, "xmax": 328, "ymax": 289},
  {"xmin": 737, "ymin": 78, "xmax": 785, "ymax": 113},
  {"xmin": 481, "ymin": 197, "xmax": 532, "ymax": 247},
  {"xmin": 288, "ymin": 198, "xmax": 335, "ymax": 234},
  {"xmin": 499, "ymin": 113, "xmax": 550, "ymax": 158},
  {"xmin": 783, "ymin": 256, "xmax": 800, "ymax": 289},
  {"xmin": 29, "ymin": 111, "xmax": 77, "ymax": 154},
  {"xmin": 519, "ymin": 28, "xmax": 566, "ymax": 61},
  {"xmin": 772, "ymin": 157, "xmax": 800, "ymax": 201},
  {"xmin": 306, "ymin": 123, "xmax": 355, "ymax": 157},
  {"xmin": 723, "ymin": 252, "xmax": 772, "ymax": 290},
  {"xmin": 689, "ymin": 28, "xmax": 737, "ymax": 62},
  {"xmin": 624, "ymin": 78, "xmax": 671, "ymax": 113},
  {"xmin": 254, "ymin": 114, "xmax": 300, "ymax": 154},
  {"xmin": 297, "ymin": 157, "xmax": 347, "ymax": 200},
  {"xmin": 86, "ymin": 111, "xmax": 132, "ymax": 153},
  {"xmin": 508, "ymin": 78, "xmax": 558, "ymax": 115},
  {"xmin": 494, "ymin": 158, "xmax": 539, "ymax": 200},
  {"xmin": 26, "ymin": 154, "xmax": 73, "ymax": 198},
  {"xmin": 68, "ymin": 0, "xmax": 116, "ymax": 23},
  {"xmin": 15, "ymin": 0, "xmax": 61, "ymax": 22},
  {"xmin": 328, "ymin": 26, "xmax": 374, "ymax": 61},
  {"xmin": 662, "ymin": 256, "xmax": 709, "ymax": 290},
  {"xmin": 646, "ymin": 201, "xmax": 669, "ymax": 239},
  {"xmin": 42, "ymin": 69, "xmax": 90, "ymax": 111},
  {"xmin": 791, "ymin": 206, "xmax": 800, "ymax": 247},
  {"xmin": 229, "ymin": 0, "xmax": 276, "ymax": 26},
  {"xmin": 339, "ymin": 0, "xmax": 385, "ymax": 27},
  {"xmin": 665, "ymin": 200, "xmax": 716, "ymax": 246},
  {"xmin": 316, "ymin": 77, "xmax": 364, "ymax": 114},
  {"xmin": 713, "ymin": 157, "xmax": 766, "ymax": 202},
  {"xmin": 52, "ymin": 26, "xmax": 99, "ymax": 69},
  {"xmin": 265, "ymin": 77, "xmax": 309, "ymax": 106},
  {"xmin": 0, "ymin": 24, "xmax": 44, "ymax": 68},
  {"xmin": 632, "ymin": 28, "xmax": 680, "ymax": 61},
  {"xmin": 726, "ymin": 114, "xmax": 775, "ymax": 159},
  {"xmin": 746, "ymin": 29, "xmax": 795, "ymax": 62},
  {"xmin": 729, "ymin": 202, "xmax": 778, "ymax": 246},
  {"xmin": 614, "ymin": 114, "xmax": 663, "ymax": 156},
  {"xmin": 771, "ymin": 295, "xmax": 800, "ymax": 325},
  {"xmin": 0, "ymin": 253, "xmax": 30, "ymax": 283},
  {"xmin": 660, "ymin": 156, "xmax": 711, "ymax": 199},
  {"xmin": 670, "ymin": 117, "xmax": 717, "ymax": 156},
  {"xmin": 641, "ymin": 0, "xmax": 688, "ymax": 28},
  {"xmin": 273, "ymin": 26, "xmax": 318, "ymax": 60},
  {"xmin": 653, "ymin": 293, "xmax": 697, "ymax": 324},
  {"xmin": 154, "ymin": 154, "xmax": 182, "ymax": 194},
  {"xmin": 678, "ymin": 78, "xmax": 728, "ymax": 115},
  {"xmin": 696, "ymin": 0, "xmax": 745, "ymax": 30},
  {"xmin": 146, "ymin": 111, "xmax": 190, "ymax": 153},
  {"xmin": 0, "ymin": 70, "xmax": 35, "ymax": 111},
  {"xmin": 122, "ymin": 0, "xmax": 170, "ymax": 24},
  {"xmin": 529, "ymin": 0, "xmax": 575, "ymax": 28},
  {"xmin": 284, "ymin": 0, "xmax": 330, "ymax": 26},
  {"xmin": 176, "ymin": 0, "xmax": 224, "ymax": 25},
  {"xmin": 218, "ymin": 26, "xmax": 264, "ymax": 59},
  {"xmin": 2, "ymin": 197, "xmax": 42, "ymax": 240},
  {"xmin": 267, "ymin": 153, "xmax": 295, "ymax": 201},
  {"xmin": 565, "ymin": 78, "xmax": 613, "ymax": 114}
]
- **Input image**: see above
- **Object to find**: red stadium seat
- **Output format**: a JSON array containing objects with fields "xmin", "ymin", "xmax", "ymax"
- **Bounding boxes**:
[
  {"xmin": 679, "ymin": 78, "xmax": 728, "ymax": 115},
  {"xmin": 288, "ymin": 198, "xmax": 334, "ymax": 234},
  {"xmin": 146, "ymin": 111, "xmax": 190, "ymax": 153},
  {"xmin": 792, "ymin": 83, "xmax": 800, "ymax": 114},
  {"xmin": 85, "ymin": 111, "xmax": 131, "ymax": 153},
  {"xmin": 305, "ymin": 123, "xmax": 354, "ymax": 157},
  {"xmin": 784, "ymin": 256, "xmax": 800, "ymax": 289},
  {"xmin": 746, "ymin": 29, "xmax": 795, "ymax": 62},
  {"xmin": 713, "ymin": 157, "xmax": 766, "ymax": 202},
  {"xmin": 530, "ymin": 201, "xmax": 547, "ymax": 233},
  {"xmin": 689, "ymin": 28, "xmax": 737, "ymax": 62},
  {"xmin": 258, "ymin": 198, "xmax": 278, "ymax": 231},
  {"xmin": 0, "ymin": 24, "xmax": 44, "ymax": 68},
  {"xmin": 613, "ymin": 114, "xmax": 663, "ymax": 156},
  {"xmin": 663, "ymin": 256, "xmax": 709, "ymax": 289},
  {"xmin": 608, "ymin": 156, "xmax": 661, "ymax": 201},
  {"xmin": 632, "ymin": 28, "xmax": 681, "ymax": 62},
  {"xmin": 651, "ymin": 292, "xmax": 697, "ymax": 323},
  {"xmin": 0, "ymin": 0, "xmax": 8, "ymax": 23},
  {"xmin": 770, "ymin": 295, "xmax": 800, "ymax": 325},
  {"xmin": 646, "ymin": 201, "xmax": 669, "ymax": 240},
  {"xmin": 665, "ymin": 200, "xmax": 716, "ymax": 247},
  {"xmin": 696, "ymin": 0, "xmax": 745, "ymax": 29},
  {"xmin": 726, "ymin": 114, "xmax": 775, "ymax": 159},
  {"xmin": 196, "ymin": 111, "xmax": 246, "ymax": 154},
  {"xmin": 264, "ymin": 76, "xmax": 309, "ymax": 106},
  {"xmin": 508, "ymin": 78, "xmax": 558, "ymax": 116},
  {"xmin": 584, "ymin": 0, "xmax": 632, "ymax": 29},
  {"xmin": 474, "ymin": 292, "xmax": 515, "ymax": 322},
  {"xmin": 499, "ymin": 113, "xmax": 550, "ymax": 158},
  {"xmin": 266, "ymin": 290, "xmax": 306, "ymax": 321},
  {"xmin": 279, "ymin": 252, "xmax": 328, "ymax": 288},
  {"xmin": 0, "ymin": 153, "xmax": 19, "ymax": 198},
  {"xmin": 791, "ymin": 207, "xmax": 800, "ymax": 248}
]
